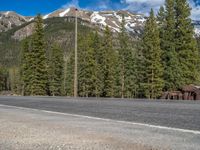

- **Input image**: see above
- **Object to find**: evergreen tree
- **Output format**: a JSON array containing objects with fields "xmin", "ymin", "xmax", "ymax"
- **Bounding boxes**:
[
  {"xmin": 157, "ymin": 6, "xmax": 165, "ymax": 52},
  {"xmin": 135, "ymin": 40, "xmax": 146, "ymax": 98},
  {"xmin": 101, "ymin": 26, "xmax": 118, "ymax": 97},
  {"xmin": 78, "ymin": 33, "xmax": 97, "ymax": 97},
  {"xmin": 141, "ymin": 9, "xmax": 164, "ymax": 99},
  {"xmin": 90, "ymin": 31, "xmax": 103, "ymax": 97},
  {"xmin": 162, "ymin": 0, "xmax": 181, "ymax": 91},
  {"xmin": 64, "ymin": 49, "xmax": 74, "ymax": 96},
  {"xmin": 175, "ymin": 0, "xmax": 200, "ymax": 86},
  {"xmin": 118, "ymin": 15, "xmax": 137, "ymax": 98},
  {"xmin": 0, "ymin": 66, "xmax": 8, "ymax": 91},
  {"xmin": 48, "ymin": 44, "xmax": 64, "ymax": 96},
  {"xmin": 30, "ymin": 14, "xmax": 48, "ymax": 95},
  {"xmin": 20, "ymin": 39, "xmax": 32, "ymax": 95},
  {"xmin": 9, "ymin": 67, "xmax": 21, "ymax": 94}
]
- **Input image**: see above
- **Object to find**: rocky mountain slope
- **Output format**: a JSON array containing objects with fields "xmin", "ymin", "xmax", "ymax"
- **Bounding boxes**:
[
  {"xmin": 0, "ymin": 11, "xmax": 29, "ymax": 32},
  {"xmin": 0, "ymin": 7, "xmax": 146, "ymax": 37},
  {"xmin": 41, "ymin": 7, "xmax": 146, "ymax": 35},
  {"xmin": 0, "ymin": 7, "xmax": 200, "ymax": 37}
]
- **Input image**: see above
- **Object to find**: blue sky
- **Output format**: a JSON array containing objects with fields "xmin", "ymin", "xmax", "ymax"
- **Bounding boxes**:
[{"xmin": 1, "ymin": 0, "xmax": 200, "ymax": 19}]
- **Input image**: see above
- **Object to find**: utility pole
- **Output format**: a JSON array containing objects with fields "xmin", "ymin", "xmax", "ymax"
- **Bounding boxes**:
[{"xmin": 74, "ymin": 8, "xmax": 78, "ymax": 97}]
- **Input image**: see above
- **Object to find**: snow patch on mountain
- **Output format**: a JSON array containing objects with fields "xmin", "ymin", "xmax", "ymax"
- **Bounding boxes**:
[
  {"xmin": 4, "ymin": 11, "xmax": 10, "ymax": 16},
  {"xmin": 2, "ymin": 8, "xmax": 200, "ymax": 38},
  {"xmin": 195, "ymin": 28, "xmax": 200, "ymax": 36},
  {"xmin": 114, "ymin": 13, "xmax": 122, "ymax": 22},
  {"xmin": 59, "ymin": 8, "xmax": 70, "ymax": 17},
  {"xmin": 138, "ymin": 18, "xmax": 145, "ymax": 23},
  {"xmin": 125, "ymin": 23, "xmax": 135, "ymax": 33},
  {"xmin": 91, "ymin": 12, "xmax": 107, "ymax": 26},
  {"xmin": 112, "ymin": 21, "xmax": 120, "ymax": 28},
  {"xmin": 43, "ymin": 13, "xmax": 50, "ymax": 19}
]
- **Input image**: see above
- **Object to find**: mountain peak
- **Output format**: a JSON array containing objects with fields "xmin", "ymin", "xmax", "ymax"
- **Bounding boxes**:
[
  {"xmin": 40, "ymin": 8, "xmax": 146, "ymax": 34},
  {"xmin": 0, "ymin": 11, "xmax": 28, "ymax": 32}
]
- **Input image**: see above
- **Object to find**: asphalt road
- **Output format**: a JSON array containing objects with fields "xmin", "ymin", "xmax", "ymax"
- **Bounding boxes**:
[
  {"xmin": 0, "ymin": 96, "xmax": 200, "ymax": 131},
  {"xmin": 2, "ymin": 104, "xmax": 200, "ymax": 150}
]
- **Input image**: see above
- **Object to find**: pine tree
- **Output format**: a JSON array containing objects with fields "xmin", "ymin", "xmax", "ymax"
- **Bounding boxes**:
[
  {"xmin": 141, "ymin": 9, "xmax": 164, "ymax": 99},
  {"xmin": 118, "ymin": 15, "xmax": 137, "ymax": 98},
  {"xmin": 48, "ymin": 44, "xmax": 64, "ymax": 96},
  {"xmin": 78, "ymin": 33, "xmax": 95, "ymax": 97},
  {"xmin": 101, "ymin": 26, "xmax": 118, "ymax": 97},
  {"xmin": 0, "ymin": 66, "xmax": 8, "ymax": 91},
  {"xmin": 134, "ymin": 39, "xmax": 146, "ymax": 98},
  {"xmin": 161, "ymin": 0, "xmax": 181, "ymax": 91},
  {"xmin": 90, "ymin": 31, "xmax": 103, "ymax": 97},
  {"xmin": 157, "ymin": 6, "xmax": 165, "ymax": 51},
  {"xmin": 175, "ymin": 0, "xmax": 200, "ymax": 86},
  {"xmin": 20, "ymin": 39, "xmax": 32, "ymax": 95},
  {"xmin": 30, "ymin": 14, "xmax": 48, "ymax": 95},
  {"xmin": 64, "ymin": 49, "xmax": 74, "ymax": 96},
  {"xmin": 9, "ymin": 67, "xmax": 21, "ymax": 94}
]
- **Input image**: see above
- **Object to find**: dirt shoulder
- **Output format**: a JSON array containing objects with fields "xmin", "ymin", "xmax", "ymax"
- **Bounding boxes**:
[{"xmin": 0, "ymin": 105, "xmax": 199, "ymax": 150}]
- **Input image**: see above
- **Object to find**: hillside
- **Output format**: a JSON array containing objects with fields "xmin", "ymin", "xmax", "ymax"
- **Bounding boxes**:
[
  {"xmin": 0, "ymin": 11, "xmax": 29, "ymax": 32},
  {"xmin": 0, "ymin": 8, "xmax": 146, "ymax": 35},
  {"xmin": 0, "ymin": 17, "xmax": 95, "ymax": 67},
  {"xmin": 1, "ymin": 7, "xmax": 200, "ymax": 37}
]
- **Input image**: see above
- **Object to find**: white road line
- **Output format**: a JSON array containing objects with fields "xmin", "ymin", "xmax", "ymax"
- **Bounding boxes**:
[{"xmin": 0, "ymin": 104, "xmax": 200, "ymax": 135}]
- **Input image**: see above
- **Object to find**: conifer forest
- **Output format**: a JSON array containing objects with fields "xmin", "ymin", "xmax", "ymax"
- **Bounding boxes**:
[{"xmin": 0, "ymin": 0, "xmax": 199, "ymax": 99}]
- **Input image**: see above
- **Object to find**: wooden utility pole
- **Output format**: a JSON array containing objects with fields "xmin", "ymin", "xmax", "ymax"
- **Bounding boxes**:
[{"xmin": 74, "ymin": 8, "xmax": 78, "ymax": 97}]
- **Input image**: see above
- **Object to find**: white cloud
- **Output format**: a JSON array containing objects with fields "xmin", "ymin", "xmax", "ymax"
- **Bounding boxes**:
[
  {"xmin": 122, "ymin": 0, "xmax": 200, "ymax": 20},
  {"xmin": 124, "ymin": 0, "xmax": 164, "ymax": 5},
  {"xmin": 122, "ymin": 0, "xmax": 164, "ymax": 15},
  {"xmin": 85, "ymin": 0, "xmax": 113, "ymax": 11},
  {"xmin": 62, "ymin": 0, "xmax": 80, "ymax": 9},
  {"xmin": 189, "ymin": 0, "xmax": 200, "ymax": 20}
]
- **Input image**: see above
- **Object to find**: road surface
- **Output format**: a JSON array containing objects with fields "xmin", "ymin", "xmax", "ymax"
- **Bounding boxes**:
[
  {"xmin": 0, "ymin": 96, "xmax": 200, "ymax": 131},
  {"xmin": 0, "ymin": 96, "xmax": 200, "ymax": 149}
]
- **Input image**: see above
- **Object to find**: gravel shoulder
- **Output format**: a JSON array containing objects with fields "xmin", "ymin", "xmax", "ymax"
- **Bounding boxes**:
[{"xmin": 0, "ymin": 105, "xmax": 200, "ymax": 150}]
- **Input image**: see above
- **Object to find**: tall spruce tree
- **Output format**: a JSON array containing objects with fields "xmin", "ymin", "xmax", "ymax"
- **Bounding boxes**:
[
  {"xmin": 91, "ymin": 31, "xmax": 103, "ymax": 97},
  {"xmin": 101, "ymin": 26, "xmax": 118, "ymax": 97},
  {"xmin": 20, "ymin": 39, "xmax": 32, "ymax": 95},
  {"xmin": 118, "ymin": 15, "xmax": 136, "ymax": 98},
  {"xmin": 48, "ymin": 44, "xmax": 64, "ymax": 96},
  {"xmin": 64, "ymin": 49, "xmax": 74, "ymax": 96},
  {"xmin": 175, "ymin": 0, "xmax": 199, "ymax": 86},
  {"xmin": 161, "ymin": 0, "xmax": 181, "ymax": 91},
  {"xmin": 78, "ymin": 33, "xmax": 97, "ymax": 97},
  {"xmin": 30, "ymin": 14, "xmax": 48, "ymax": 95},
  {"xmin": 157, "ymin": 6, "xmax": 165, "ymax": 52},
  {"xmin": 141, "ymin": 9, "xmax": 164, "ymax": 99}
]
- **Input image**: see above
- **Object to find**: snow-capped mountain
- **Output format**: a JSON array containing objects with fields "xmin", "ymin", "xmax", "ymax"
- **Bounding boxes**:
[
  {"xmin": 40, "ymin": 7, "xmax": 146, "ymax": 35},
  {"xmin": 1, "ymin": 7, "xmax": 200, "ymax": 37},
  {"xmin": 0, "ymin": 11, "xmax": 29, "ymax": 32}
]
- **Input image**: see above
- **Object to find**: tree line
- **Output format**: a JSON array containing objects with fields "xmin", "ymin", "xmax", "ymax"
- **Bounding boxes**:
[{"xmin": 1, "ymin": 0, "xmax": 199, "ymax": 98}]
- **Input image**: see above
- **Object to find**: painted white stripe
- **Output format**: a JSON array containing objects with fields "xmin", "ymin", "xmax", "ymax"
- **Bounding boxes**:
[{"xmin": 0, "ymin": 104, "xmax": 200, "ymax": 135}]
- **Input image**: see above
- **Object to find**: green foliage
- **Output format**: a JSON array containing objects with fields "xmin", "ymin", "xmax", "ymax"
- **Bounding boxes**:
[
  {"xmin": 118, "ymin": 15, "xmax": 137, "ymax": 98},
  {"xmin": 63, "ymin": 49, "xmax": 74, "ymax": 96},
  {"xmin": 30, "ymin": 14, "xmax": 48, "ymax": 95},
  {"xmin": 1, "ymin": 4, "xmax": 199, "ymax": 99},
  {"xmin": 48, "ymin": 44, "xmax": 64, "ymax": 96},
  {"xmin": 175, "ymin": 0, "xmax": 200, "ymax": 86},
  {"xmin": 157, "ymin": 0, "xmax": 200, "ymax": 91},
  {"xmin": 20, "ymin": 40, "xmax": 32, "ymax": 95},
  {"xmin": 0, "ymin": 66, "xmax": 9, "ymax": 91},
  {"xmin": 100, "ymin": 26, "xmax": 119, "ymax": 97},
  {"xmin": 161, "ymin": 0, "xmax": 181, "ymax": 90},
  {"xmin": 8, "ymin": 67, "xmax": 21, "ymax": 94},
  {"xmin": 141, "ymin": 9, "xmax": 164, "ymax": 99},
  {"xmin": 20, "ymin": 15, "xmax": 48, "ymax": 96}
]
